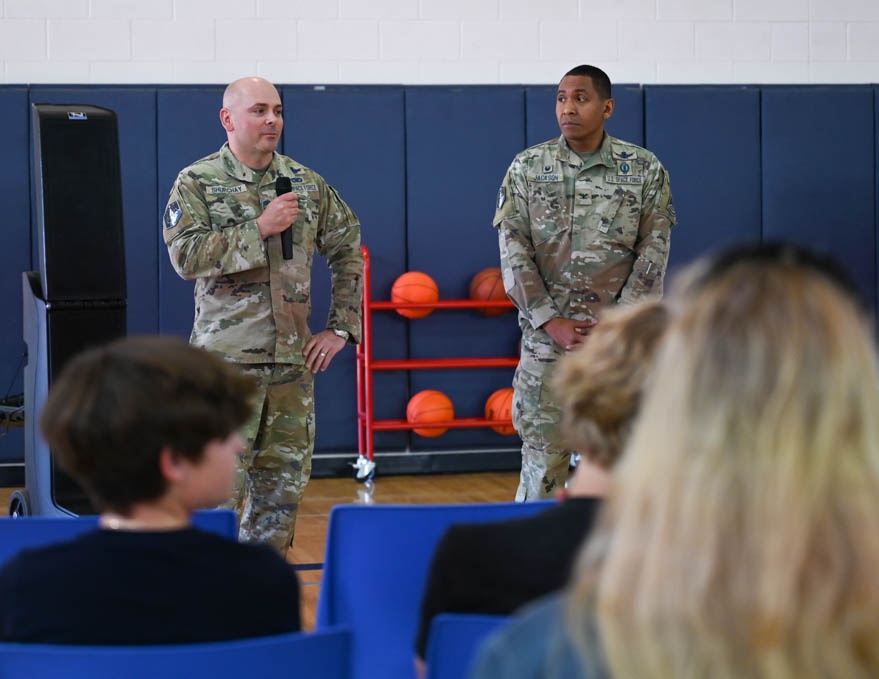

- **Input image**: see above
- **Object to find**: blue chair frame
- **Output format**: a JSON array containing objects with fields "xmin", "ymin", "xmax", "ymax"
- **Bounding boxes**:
[
  {"xmin": 0, "ymin": 627, "xmax": 352, "ymax": 679},
  {"xmin": 315, "ymin": 501, "xmax": 552, "ymax": 679},
  {"xmin": 425, "ymin": 613, "xmax": 510, "ymax": 679}
]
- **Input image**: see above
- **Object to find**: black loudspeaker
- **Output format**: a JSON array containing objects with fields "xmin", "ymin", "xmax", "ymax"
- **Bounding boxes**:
[
  {"xmin": 32, "ymin": 104, "xmax": 126, "ymax": 303},
  {"xmin": 18, "ymin": 104, "xmax": 127, "ymax": 517}
]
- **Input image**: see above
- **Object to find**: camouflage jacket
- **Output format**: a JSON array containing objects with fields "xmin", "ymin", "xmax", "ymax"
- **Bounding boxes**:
[
  {"xmin": 163, "ymin": 143, "xmax": 363, "ymax": 365},
  {"xmin": 494, "ymin": 133, "xmax": 675, "ymax": 335}
]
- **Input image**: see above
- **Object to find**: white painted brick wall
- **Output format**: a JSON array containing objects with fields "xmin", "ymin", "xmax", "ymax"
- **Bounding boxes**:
[
  {"xmin": 771, "ymin": 23, "xmax": 809, "ymax": 61},
  {"xmin": 812, "ymin": 0, "xmax": 879, "ymax": 22},
  {"xmin": 215, "ymin": 19, "xmax": 297, "ymax": 60},
  {"xmin": 461, "ymin": 21, "xmax": 537, "ymax": 60},
  {"xmin": 501, "ymin": 0, "xmax": 577, "ymax": 21},
  {"xmin": 658, "ymin": 0, "xmax": 731, "ymax": 22},
  {"xmin": 5, "ymin": 0, "xmax": 88, "ymax": 19},
  {"xmin": 538, "ymin": 21, "xmax": 617, "ymax": 62},
  {"xmin": 380, "ymin": 21, "xmax": 459, "ymax": 60},
  {"xmin": 0, "ymin": 20, "xmax": 46, "ymax": 60},
  {"xmin": 810, "ymin": 22, "xmax": 847, "ymax": 61},
  {"xmin": 49, "ymin": 20, "xmax": 130, "ymax": 61},
  {"xmin": 297, "ymin": 19, "xmax": 379, "ymax": 60},
  {"xmin": 2, "ymin": 0, "xmax": 879, "ymax": 84},
  {"xmin": 175, "ymin": 0, "xmax": 257, "ymax": 20},
  {"xmin": 132, "ymin": 19, "xmax": 215, "ymax": 61},
  {"xmin": 849, "ymin": 22, "xmax": 879, "ymax": 60}
]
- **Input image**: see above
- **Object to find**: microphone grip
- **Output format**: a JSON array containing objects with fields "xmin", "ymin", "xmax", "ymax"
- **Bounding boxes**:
[
  {"xmin": 275, "ymin": 176, "xmax": 294, "ymax": 261},
  {"xmin": 281, "ymin": 227, "xmax": 293, "ymax": 260}
]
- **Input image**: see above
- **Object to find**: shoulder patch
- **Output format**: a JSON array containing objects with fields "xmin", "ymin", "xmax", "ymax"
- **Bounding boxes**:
[{"xmin": 164, "ymin": 201, "xmax": 182, "ymax": 229}]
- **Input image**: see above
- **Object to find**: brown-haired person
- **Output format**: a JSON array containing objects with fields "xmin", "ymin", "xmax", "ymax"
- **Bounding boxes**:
[
  {"xmin": 0, "ymin": 336, "xmax": 301, "ymax": 645},
  {"xmin": 415, "ymin": 301, "xmax": 668, "ymax": 671},
  {"xmin": 471, "ymin": 243, "xmax": 879, "ymax": 679}
]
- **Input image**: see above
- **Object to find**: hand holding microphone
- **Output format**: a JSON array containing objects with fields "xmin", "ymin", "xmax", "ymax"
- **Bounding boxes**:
[{"xmin": 255, "ymin": 177, "xmax": 299, "ymax": 259}]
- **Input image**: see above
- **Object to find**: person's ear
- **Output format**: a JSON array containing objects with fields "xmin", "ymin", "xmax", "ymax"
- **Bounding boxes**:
[
  {"xmin": 220, "ymin": 107, "xmax": 234, "ymax": 133},
  {"xmin": 603, "ymin": 98, "xmax": 615, "ymax": 121},
  {"xmin": 158, "ymin": 447, "xmax": 186, "ymax": 484}
]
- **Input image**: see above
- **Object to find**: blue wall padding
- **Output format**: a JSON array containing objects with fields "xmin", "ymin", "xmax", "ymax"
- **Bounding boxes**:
[
  {"xmin": 2, "ymin": 83, "xmax": 879, "ymax": 464},
  {"xmin": 762, "ymin": 86, "xmax": 876, "ymax": 310},
  {"xmin": 403, "ymin": 87, "xmax": 525, "ymax": 449},
  {"xmin": 876, "ymin": 85, "xmax": 879, "ymax": 314},
  {"xmin": 282, "ymin": 86, "xmax": 409, "ymax": 450},
  {"xmin": 155, "ymin": 87, "xmax": 226, "ymax": 337},
  {"xmin": 30, "ymin": 87, "xmax": 159, "ymax": 336},
  {"xmin": 525, "ymin": 84, "xmax": 644, "ymax": 149},
  {"xmin": 645, "ymin": 86, "xmax": 763, "ymax": 278},
  {"xmin": 0, "ymin": 88, "xmax": 29, "ymax": 463}
]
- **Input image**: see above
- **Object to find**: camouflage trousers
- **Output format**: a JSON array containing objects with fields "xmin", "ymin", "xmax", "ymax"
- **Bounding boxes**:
[
  {"xmin": 222, "ymin": 363, "xmax": 315, "ymax": 556},
  {"xmin": 512, "ymin": 334, "xmax": 572, "ymax": 501}
]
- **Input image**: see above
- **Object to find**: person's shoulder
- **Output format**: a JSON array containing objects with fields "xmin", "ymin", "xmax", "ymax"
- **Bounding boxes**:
[
  {"xmin": 607, "ymin": 135, "xmax": 662, "ymax": 165},
  {"xmin": 513, "ymin": 137, "xmax": 561, "ymax": 164},
  {"xmin": 180, "ymin": 150, "xmax": 224, "ymax": 175},
  {"xmin": 0, "ymin": 530, "xmax": 103, "ymax": 582},
  {"xmin": 276, "ymin": 154, "xmax": 326, "ymax": 184},
  {"xmin": 471, "ymin": 593, "xmax": 570, "ymax": 678},
  {"xmin": 435, "ymin": 503, "xmax": 567, "ymax": 563}
]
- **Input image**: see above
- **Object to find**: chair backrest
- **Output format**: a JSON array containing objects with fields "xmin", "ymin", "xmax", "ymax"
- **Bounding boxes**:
[
  {"xmin": 425, "ymin": 613, "xmax": 510, "ymax": 679},
  {"xmin": 315, "ymin": 501, "xmax": 553, "ymax": 679},
  {"xmin": 0, "ymin": 627, "xmax": 351, "ymax": 679},
  {"xmin": 0, "ymin": 509, "xmax": 238, "ymax": 568}
]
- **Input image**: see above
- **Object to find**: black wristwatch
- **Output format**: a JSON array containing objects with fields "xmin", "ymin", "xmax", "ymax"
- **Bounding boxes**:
[{"xmin": 331, "ymin": 328, "xmax": 350, "ymax": 342}]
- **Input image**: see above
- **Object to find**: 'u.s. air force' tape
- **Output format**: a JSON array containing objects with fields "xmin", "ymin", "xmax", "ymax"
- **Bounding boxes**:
[{"xmin": 164, "ymin": 201, "xmax": 182, "ymax": 229}]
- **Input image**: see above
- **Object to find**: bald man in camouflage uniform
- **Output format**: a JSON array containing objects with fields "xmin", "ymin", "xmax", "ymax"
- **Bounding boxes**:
[
  {"xmin": 163, "ymin": 77, "xmax": 362, "ymax": 553},
  {"xmin": 495, "ymin": 64, "xmax": 675, "ymax": 501}
]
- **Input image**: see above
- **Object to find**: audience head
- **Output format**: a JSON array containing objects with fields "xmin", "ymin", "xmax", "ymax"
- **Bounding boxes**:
[
  {"xmin": 574, "ymin": 242, "xmax": 879, "ymax": 678},
  {"xmin": 40, "ymin": 335, "xmax": 257, "ymax": 515},
  {"xmin": 553, "ymin": 300, "xmax": 669, "ymax": 470}
]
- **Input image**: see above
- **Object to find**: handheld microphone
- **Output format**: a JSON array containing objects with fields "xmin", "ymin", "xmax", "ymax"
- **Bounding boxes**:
[{"xmin": 275, "ymin": 176, "xmax": 294, "ymax": 260}]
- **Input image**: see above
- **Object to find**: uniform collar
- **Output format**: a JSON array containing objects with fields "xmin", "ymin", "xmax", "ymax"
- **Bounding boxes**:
[
  {"xmin": 219, "ymin": 142, "xmax": 282, "ymax": 184},
  {"xmin": 556, "ymin": 133, "xmax": 615, "ymax": 170}
]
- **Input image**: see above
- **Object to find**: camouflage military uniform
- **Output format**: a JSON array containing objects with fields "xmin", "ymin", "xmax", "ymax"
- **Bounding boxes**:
[
  {"xmin": 163, "ymin": 142, "xmax": 363, "ymax": 552},
  {"xmin": 494, "ymin": 133, "xmax": 675, "ymax": 501}
]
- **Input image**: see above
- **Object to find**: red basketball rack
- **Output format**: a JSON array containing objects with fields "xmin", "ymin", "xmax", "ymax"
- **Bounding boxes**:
[{"xmin": 353, "ymin": 245, "xmax": 518, "ymax": 481}]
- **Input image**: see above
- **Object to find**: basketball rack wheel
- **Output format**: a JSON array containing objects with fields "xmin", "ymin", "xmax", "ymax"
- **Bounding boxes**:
[
  {"xmin": 351, "ymin": 454, "xmax": 376, "ymax": 483},
  {"xmin": 8, "ymin": 490, "xmax": 30, "ymax": 518}
]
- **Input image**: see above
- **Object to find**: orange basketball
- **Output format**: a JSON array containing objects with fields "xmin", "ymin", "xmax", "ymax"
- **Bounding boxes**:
[
  {"xmin": 485, "ymin": 387, "xmax": 515, "ymax": 435},
  {"xmin": 391, "ymin": 271, "xmax": 439, "ymax": 319},
  {"xmin": 469, "ymin": 267, "xmax": 509, "ymax": 316},
  {"xmin": 407, "ymin": 389, "xmax": 454, "ymax": 437}
]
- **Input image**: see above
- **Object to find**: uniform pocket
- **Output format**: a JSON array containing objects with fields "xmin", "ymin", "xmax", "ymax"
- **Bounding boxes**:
[{"xmin": 527, "ymin": 181, "xmax": 568, "ymax": 246}]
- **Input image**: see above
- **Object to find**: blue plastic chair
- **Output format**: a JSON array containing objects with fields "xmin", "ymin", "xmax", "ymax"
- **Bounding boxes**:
[
  {"xmin": 315, "ymin": 501, "xmax": 553, "ymax": 679},
  {"xmin": 0, "ymin": 509, "xmax": 238, "ymax": 567},
  {"xmin": 425, "ymin": 613, "xmax": 510, "ymax": 679},
  {"xmin": 0, "ymin": 627, "xmax": 352, "ymax": 679}
]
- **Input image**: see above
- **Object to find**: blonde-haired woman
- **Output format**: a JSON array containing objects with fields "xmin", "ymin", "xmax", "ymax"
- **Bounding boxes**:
[{"xmin": 471, "ymin": 242, "xmax": 879, "ymax": 679}]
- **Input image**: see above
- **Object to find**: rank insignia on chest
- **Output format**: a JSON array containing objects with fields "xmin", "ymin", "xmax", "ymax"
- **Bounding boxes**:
[{"xmin": 576, "ymin": 191, "xmax": 592, "ymax": 205}]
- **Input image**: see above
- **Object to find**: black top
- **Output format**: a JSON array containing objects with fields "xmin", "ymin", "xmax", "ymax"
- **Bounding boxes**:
[
  {"xmin": 416, "ymin": 497, "xmax": 601, "ymax": 658},
  {"xmin": 0, "ymin": 528, "xmax": 301, "ymax": 645}
]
